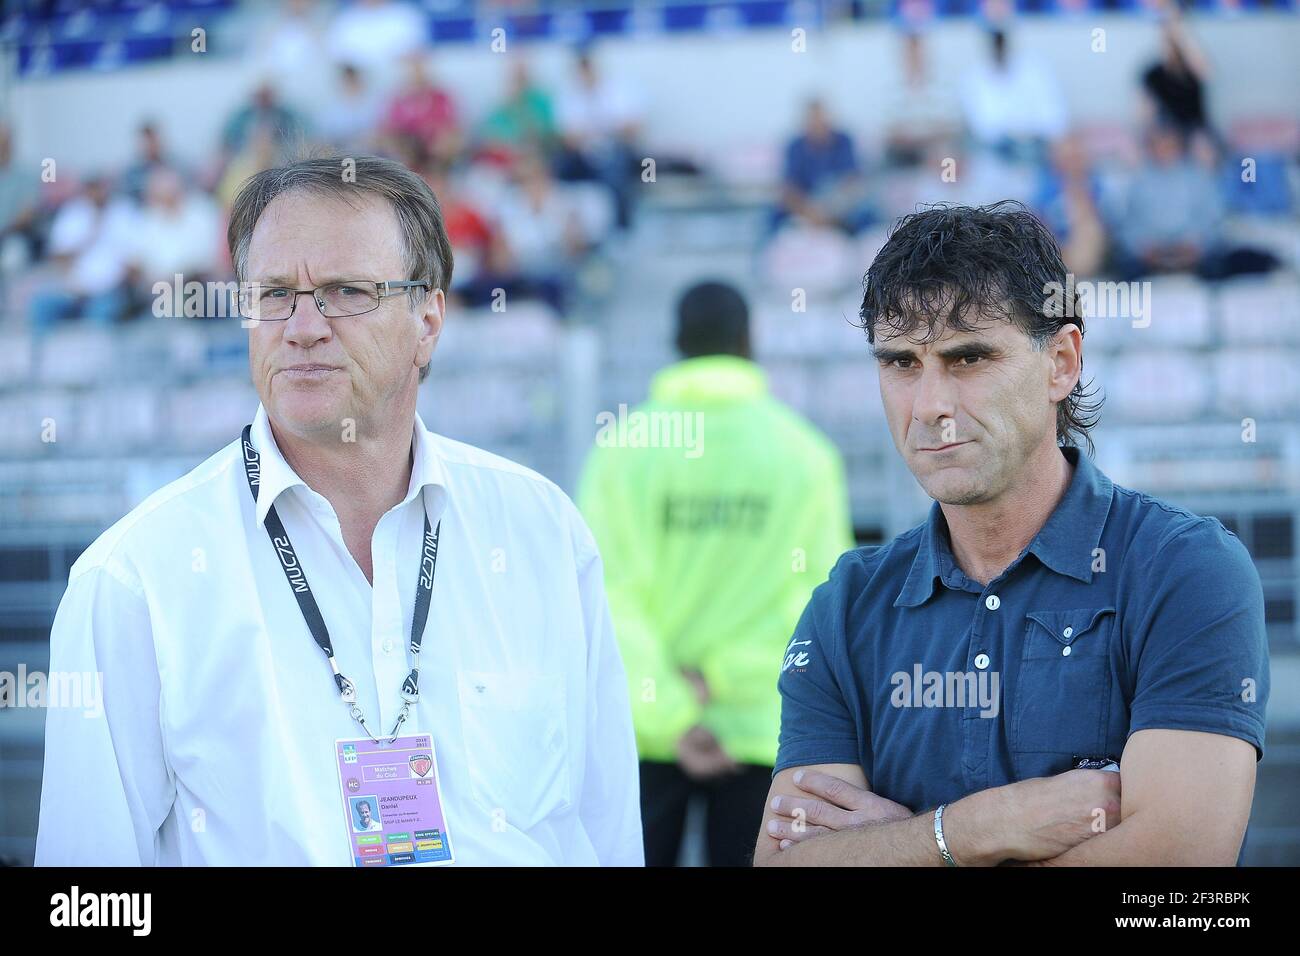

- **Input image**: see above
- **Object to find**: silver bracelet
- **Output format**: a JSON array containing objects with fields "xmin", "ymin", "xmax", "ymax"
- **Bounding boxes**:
[{"xmin": 934, "ymin": 803, "xmax": 957, "ymax": 867}]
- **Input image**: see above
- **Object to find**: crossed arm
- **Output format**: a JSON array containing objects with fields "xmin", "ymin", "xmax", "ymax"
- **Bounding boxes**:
[{"xmin": 753, "ymin": 729, "xmax": 1257, "ymax": 866}]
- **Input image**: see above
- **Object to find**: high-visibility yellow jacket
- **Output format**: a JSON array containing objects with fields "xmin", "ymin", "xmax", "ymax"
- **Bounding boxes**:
[{"xmin": 577, "ymin": 355, "xmax": 854, "ymax": 766}]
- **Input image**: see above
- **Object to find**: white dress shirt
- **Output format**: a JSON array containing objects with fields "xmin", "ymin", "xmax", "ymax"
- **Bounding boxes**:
[
  {"xmin": 35, "ymin": 404, "xmax": 643, "ymax": 866},
  {"xmin": 961, "ymin": 56, "xmax": 1069, "ymax": 145},
  {"xmin": 47, "ymin": 196, "xmax": 141, "ymax": 295}
]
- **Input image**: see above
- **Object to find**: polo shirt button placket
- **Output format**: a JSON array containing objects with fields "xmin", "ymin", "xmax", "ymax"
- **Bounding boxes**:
[{"xmin": 967, "ymin": 591, "xmax": 1001, "ymax": 791}]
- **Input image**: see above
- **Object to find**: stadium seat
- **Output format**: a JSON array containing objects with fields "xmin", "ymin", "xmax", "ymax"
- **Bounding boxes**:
[
  {"xmin": 1217, "ymin": 276, "xmax": 1300, "ymax": 346},
  {"xmin": 1215, "ymin": 349, "xmax": 1300, "ymax": 418},
  {"xmin": 1104, "ymin": 353, "xmax": 1212, "ymax": 422}
]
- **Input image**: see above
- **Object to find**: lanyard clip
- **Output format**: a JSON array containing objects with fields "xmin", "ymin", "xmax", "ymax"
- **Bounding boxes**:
[
  {"xmin": 400, "ymin": 668, "xmax": 420, "ymax": 704},
  {"xmin": 336, "ymin": 674, "xmax": 358, "ymax": 704}
]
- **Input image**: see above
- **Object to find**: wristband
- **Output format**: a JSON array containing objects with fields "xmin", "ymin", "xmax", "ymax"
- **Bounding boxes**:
[{"xmin": 934, "ymin": 803, "xmax": 957, "ymax": 867}]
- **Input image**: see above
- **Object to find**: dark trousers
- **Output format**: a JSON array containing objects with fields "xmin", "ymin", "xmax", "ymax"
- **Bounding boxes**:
[{"xmin": 639, "ymin": 760, "xmax": 773, "ymax": 867}]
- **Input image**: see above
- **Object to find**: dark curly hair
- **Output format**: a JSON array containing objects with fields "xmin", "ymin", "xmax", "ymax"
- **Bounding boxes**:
[{"xmin": 857, "ymin": 201, "xmax": 1102, "ymax": 454}]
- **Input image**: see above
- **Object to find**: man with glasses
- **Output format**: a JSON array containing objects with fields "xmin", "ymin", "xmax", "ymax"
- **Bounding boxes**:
[{"xmin": 36, "ymin": 155, "xmax": 643, "ymax": 866}]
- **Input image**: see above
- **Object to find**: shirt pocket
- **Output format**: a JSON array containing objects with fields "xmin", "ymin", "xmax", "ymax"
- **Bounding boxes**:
[
  {"xmin": 1012, "ymin": 607, "xmax": 1115, "ymax": 759},
  {"xmin": 456, "ymin": 670, "xmax": 572, "ymax": 832}
]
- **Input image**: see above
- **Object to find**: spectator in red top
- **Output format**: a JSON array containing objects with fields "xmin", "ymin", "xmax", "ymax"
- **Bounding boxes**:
[
  {"xmin": 382, "ymin": 51, "xmax": 462, "ymax": 164},
  {"xmin": 420, "ymin": 161, "xmax": 502, "ymax": 307}
]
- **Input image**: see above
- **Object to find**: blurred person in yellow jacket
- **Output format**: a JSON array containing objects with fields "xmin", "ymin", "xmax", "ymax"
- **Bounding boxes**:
[{"xmin": 578, "ymin": 280, "xmax": 854, "ymax": 866}]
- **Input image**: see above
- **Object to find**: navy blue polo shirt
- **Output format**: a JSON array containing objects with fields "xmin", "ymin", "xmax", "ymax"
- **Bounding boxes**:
[{"xmin": 777, "ymin": 445, "xmax": 1270, "ymax": 831}]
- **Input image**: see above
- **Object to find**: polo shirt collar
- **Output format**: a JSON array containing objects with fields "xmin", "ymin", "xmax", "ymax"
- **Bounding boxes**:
[
  {"xmin": 248, "ymin": 403, "xmax": 448, "ymax": 528},
  {"xmin": 894, "ymin": 501, "xmax": 953, "ymax": 608},
  {"xmin": 893, "ymin": 445, "xmax": 1112, "ymax": 607},
  {"xmin": 1026, "ymin": 445, "xmax": 1113, "ymax": 583}
]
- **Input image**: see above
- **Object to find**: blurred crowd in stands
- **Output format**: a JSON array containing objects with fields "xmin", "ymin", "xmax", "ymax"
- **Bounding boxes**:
[
  {"xmin": 0, "ymin": 0, "xmax": 1295, "ymax": 337},
  {"xmin": 761, "ymin": 9, "xmax": 1291, "ymax": 290},
  {"xmin": 1, "ymin": 0, "xmax": 656, "ymax": 331}
]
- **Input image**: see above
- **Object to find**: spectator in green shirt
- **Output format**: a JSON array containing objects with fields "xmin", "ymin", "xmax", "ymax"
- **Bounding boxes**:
[{"xmin": 477, "ymin": 61, "xmax": 558, "ymax": 163}]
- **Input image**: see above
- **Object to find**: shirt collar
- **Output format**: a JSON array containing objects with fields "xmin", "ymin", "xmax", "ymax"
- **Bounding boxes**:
[
  {"xmin": 894, "ymin": 445, "xmax": 1113, "ymax": 608},
  {"xmin": 248, "ymin": 403, "xmax": 448, "ymax": 528},
  {"xmin": 649, "ymin": 355, "xmax": 768, "ymax": 405},
  {"xmin": 1026, "ymin": 445, "xmax": 1113, "ymax": 583}
]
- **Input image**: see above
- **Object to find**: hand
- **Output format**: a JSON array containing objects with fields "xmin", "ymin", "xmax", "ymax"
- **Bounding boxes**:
[
  {"xmin": 766, "ymin": 769, "xmax": 913, "ymax": 849},
  {"xmin": 993, "ymin": 768, "xmax": 1122, "ymax": 862},
  {"xmin": 676, "ymin": 725, "xmax": 737, "ymax": 782}
]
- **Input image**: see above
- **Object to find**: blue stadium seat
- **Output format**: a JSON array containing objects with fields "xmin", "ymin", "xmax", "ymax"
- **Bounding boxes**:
[{"xmin": 1221, "ymin": 154, "xmax": 1294, "ymax": 217}]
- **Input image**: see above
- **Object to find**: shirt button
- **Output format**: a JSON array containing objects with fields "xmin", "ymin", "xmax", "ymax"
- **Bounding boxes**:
[
  {"xmin": 985, "ymin": 595, "xmax": 1000, "ymax": 611},
  {"xmin": 1062, "ymin": 646, "xmax": 1072, "ymax": 657},
  {"xmin": 974, "ymin": 653, "xmax": 990, "ymax": 670},
  {"xmin": 1063, "ymin": 626, "xmax": 1074, "ymax": 638},
  {"xmin": 383, "ymin": 639, "xmax": 394, "ymax": 654}
]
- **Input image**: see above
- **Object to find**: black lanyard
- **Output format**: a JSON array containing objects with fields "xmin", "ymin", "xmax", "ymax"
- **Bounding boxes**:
[{"xmin": 240, "ymin": 424, "xmax": 440, "ymax": 743}]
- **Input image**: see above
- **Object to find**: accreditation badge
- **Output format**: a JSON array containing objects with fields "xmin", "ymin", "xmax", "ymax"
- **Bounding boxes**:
[{"xmin": 335, "ymin": 734, "xmax": 455, "ymax": 867}]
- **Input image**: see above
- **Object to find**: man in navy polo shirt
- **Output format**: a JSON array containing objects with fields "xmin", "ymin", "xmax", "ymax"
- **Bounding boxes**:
[{"xmin": 754, "ymin": 202, "xmax": 1269, "ymax": 866}]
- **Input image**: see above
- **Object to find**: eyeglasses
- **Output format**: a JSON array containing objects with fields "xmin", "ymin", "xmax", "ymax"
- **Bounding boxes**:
[{"xmin": 237, "ymin": 280, "xmax": 433, "ymax": 322}]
